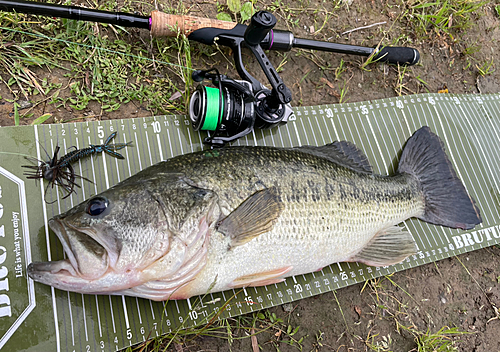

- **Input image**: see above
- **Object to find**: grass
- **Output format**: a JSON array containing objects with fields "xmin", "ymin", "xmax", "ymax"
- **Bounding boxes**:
[
  {"xmin": 117, "ymin": 256, "xmax": 493, "ymax": 352},
  {"xmin": 394, "ymin": 64, "xmax": 415, "ymax": 96},
  {"xmin": 0, "ymin": 0, "xmax": 491, "ymax": 124},
  {"xmin": 217, "ymin": 0, "xmax": 255, "ymax": 22},
  {"xmin": 365, "ymin": 332, "xmax": 393, "ymax": 352},
  {"xmin": 398, "ymin": 325, "xmax": 469, "ymax": 352},
  {"xmin": 338, "ymin": 79, "xmax": 349, "ymax": 103},
  {"xmin": 126, "ymin": 306, "xmax": 306, "ymax": 352},
  {"xmin": 1, "ymin": 0, "xmax": 499, "ymax": 351},
  {"xmin": 405, "ymin": 0, "xmax": 487, "ymax": 41},
  {"xmin": 335, "ymin": 58, "xmax": 347, "ymax": 81},
  {"xmin": 359, "ymin": 273, "xmax": 476, "ymax": 352},
  {"xmin": 0, "ymin": 0, "xmax": 192, "ymax": 122},
  {"xmin": 476, "ymin": 58, "xmax": 495, "ymax": 76},
  {"xmin": 359, "ymin": 47, "xmax": 381, "ymax": 72}
]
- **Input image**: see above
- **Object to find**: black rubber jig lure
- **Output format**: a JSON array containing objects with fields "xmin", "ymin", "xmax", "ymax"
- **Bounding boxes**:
[
  {"xmin": 23, "ymin": 145, "xmax": 83, "ymax": 202},
  {"xmin": 23, "ymin": 132, "xmax": 132, "ymax": 202}
]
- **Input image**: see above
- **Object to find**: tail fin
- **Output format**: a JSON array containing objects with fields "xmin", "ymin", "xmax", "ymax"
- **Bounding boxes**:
[{"xmin": 398, "ymin": 126, "xmax": 482, "ymax": 230}]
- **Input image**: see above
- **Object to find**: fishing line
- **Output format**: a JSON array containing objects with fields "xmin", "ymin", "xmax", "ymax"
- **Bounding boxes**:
[
  {"xmin": 0, "ymin": 151, "xmax": 36, "ymax": 158},
  {"xmin": 0, "ymin": 26, "xmax": 195, "ymax": 72}
]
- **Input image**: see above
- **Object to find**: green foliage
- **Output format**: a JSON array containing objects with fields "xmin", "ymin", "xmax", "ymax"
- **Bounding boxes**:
[
  {"xmin": 241, "ymin": 2, "xmax": 254, "ymax": 22},
  {"xmin": 13, "ymin": 102, "xmax": 19, "ymax": 126},
  {"xmin": 399, "ymin": 325, "xmax": 469, "ymax": 352},
  {"xmin": 338, "ymin": 80, "xmax": 349, "ymax": 103},
  {"xmin": 407, "ymin": 0, "xmax": 487, "ymax": 40},
  {"xmin": 216, "ymin": 12, "xmax": 233, "ymax": 21},
  {"xmin": 228, "ymin": 0, "xmax": 242, "ymax": 13},
  {"xmin": 31, "ymin": 113, "xmax": 52, "ymax": 125},
  {"xmin": 0, "ymin": 5, "xmax": 188, "ymax": 120},
  {"xmin": 217, "ymin": 0, "xmax": 256, "ymax": 23},
  {"xmin": 335, "ymin": 58, "xmax": 347, "ymax": 80},
  {"xmin": 476, "ymin": 58, "xmax": 495, "ymax": 76},
  {"xmin": 366, "ymin": 333, "xmax": 393, "ymax": 352}
]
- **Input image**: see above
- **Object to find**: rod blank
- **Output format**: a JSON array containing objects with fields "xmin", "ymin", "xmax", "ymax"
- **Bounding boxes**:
[
  {"xmin": 0, "ymin": 0, "xmax": 150, "ymax": 29},
  {"xmin": 0, "ymin": 0, "xmax": 420, "ymax": 66}
]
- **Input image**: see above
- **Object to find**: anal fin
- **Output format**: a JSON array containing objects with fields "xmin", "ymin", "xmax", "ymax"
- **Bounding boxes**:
[
  {"xmin": 349, "ymin": 226, "xmax": 417, "ymax": 267},
  {"xmin": 230, "ymin": 266, "xmax": 293, "ymax": 288}
]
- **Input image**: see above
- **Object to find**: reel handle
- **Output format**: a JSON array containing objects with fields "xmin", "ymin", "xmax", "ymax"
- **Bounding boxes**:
[
  {"xmin": 151, "ymin": 11, "xmax": 420, "ymax": 67},
  {"xmin": 244, "ymin": 11, "xmax": 276, "ymax": 46},
  {"xmin": 0, "ymin": 2, "xmax": 421, "ymax": 66}
]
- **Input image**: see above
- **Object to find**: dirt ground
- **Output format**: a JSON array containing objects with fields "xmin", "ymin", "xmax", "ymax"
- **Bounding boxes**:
[
  {"xmin": 1, "ymin": 1, "xmax": 500, "ymax": 351},
  {"xmin": 186, "ymin": 247, "xmax": 500, "ymax": 352}
]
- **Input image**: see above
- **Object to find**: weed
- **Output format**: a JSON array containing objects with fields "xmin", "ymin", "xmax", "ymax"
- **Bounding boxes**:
[
  {"xmin": 406, "ymin": 0, "xmax": 487, "ymax": 41},
  {"xmin": 338, "ymin": 79, "xmax": 349, "ymax": 103},
  {"xmin": 384, "ymin": 274, "xmax": 418, "ymax": 304},
  {"xmin": 364, "ymin": 274, "xmax": 469, "ymax": 352},
  {"xmin": 314, "ymin": 330, "xmax": 325, "ymax": 347},
  {"xmin": 0, "ymin": 2, "xmax": 190, "ymax": 121},
  {"xmin": 476, "ymin": 58, "xmax": 495, "ymax": 76},
  {"xmin": 455, "ymin": 256, "xmax": 500, "ymax": 324},
  {"xmin": 311, "ymin": 12, "xmax": 333, "ymax": 36},
  {"xmin": 463, "ymin": 44, "xmax": 481, "ymax": 56},
  {"xmin": 359, "ymin": 52, "xmax": 377, "ymax": 72},
  {"xmin": 275, "ymin": 52, "xmax": 289, "ymax": 73},
  {"xmin": 399, "ymin": 325, "xmax": 468, "ymax": 352},
  {"xmin": 217, "ymin": 0, "xmax": 255, "ymax": 23},
  {"xmin": 394, "ymin": 64, "xmax": 410, "ymax": 96},
  {"xmin": 366, "ymin": 331, "xmax": 393, "ymax": 352},
  {"xmin": 360, "ymin": 43, "xmax": 388, "ymax": 71},
  {"xmin": 332, "ymin": 290, "xmax": 352, "ymax": 343},
  {"xmin": 127, "ymin": 302, "xmax": 306, "ymax": 352},
  {"xmin": 335, "ymin": 58, "xmax": 347, "ymax": 81},
  {"xmin": 414, "ymin": 75, "xmax": 429, "ymax": 89},
  {"xmin": 31, "ymin": 113, "xmax": 52, "ymax": 125}
]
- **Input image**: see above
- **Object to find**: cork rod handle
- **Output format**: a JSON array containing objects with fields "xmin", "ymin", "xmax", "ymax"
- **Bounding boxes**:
[{"xmin": 150, "ymin": 10, "xmax": 237, "ymax": 37}]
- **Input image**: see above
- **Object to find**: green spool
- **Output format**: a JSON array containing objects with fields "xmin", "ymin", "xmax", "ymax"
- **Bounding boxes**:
[{"xmin": 201, "ymin": 86, "xmax": 223, "ymax": 131}]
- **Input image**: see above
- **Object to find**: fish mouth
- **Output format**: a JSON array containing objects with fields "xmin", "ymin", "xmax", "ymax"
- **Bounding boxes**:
[{"xmin": 28, "ymin": 218, "xmax": 110, "ymax": 290}]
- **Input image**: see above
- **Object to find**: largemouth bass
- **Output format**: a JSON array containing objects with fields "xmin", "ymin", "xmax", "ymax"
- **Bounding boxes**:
[{"xmin": 28, "ymin": 126, "xmax": 481, "ymax": 300}]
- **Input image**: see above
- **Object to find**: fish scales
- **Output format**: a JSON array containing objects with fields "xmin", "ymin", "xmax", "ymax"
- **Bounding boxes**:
[
  {"xmin": 146, "ymin": 147, "xmax": 425, "ymax": 296},
  {"xmin": 27, "ymin": 127, "xmax": 482, "ymax": 300},
  {"xmin": 157, "ymin": 147, "xmax": 422, "ymax": 216}
]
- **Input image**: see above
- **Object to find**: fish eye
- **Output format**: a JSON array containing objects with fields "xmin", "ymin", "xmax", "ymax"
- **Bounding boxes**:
[{"xmin": 86, "ymin": 197, "xmax": 108, "ymax": 216}]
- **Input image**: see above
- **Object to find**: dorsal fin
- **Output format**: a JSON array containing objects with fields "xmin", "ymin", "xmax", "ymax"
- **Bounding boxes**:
[{"xmin": 296, "ymin": 141, "xmax": 373, "ymax": 173}]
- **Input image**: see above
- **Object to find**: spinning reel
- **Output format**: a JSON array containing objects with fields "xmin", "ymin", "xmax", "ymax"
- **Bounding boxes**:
[
  {"xmin": 189, "ymin": 11, "xmax": 294, "ymax": 147},
  {"xmin": 1, "ymin": 2, "xmax": 421, "ymax": 147}
]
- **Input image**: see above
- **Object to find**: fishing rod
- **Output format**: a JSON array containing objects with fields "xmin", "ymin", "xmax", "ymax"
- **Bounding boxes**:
[{"xmin": 0, "ymin": 0, "xmax": 421, "ymax": 146}]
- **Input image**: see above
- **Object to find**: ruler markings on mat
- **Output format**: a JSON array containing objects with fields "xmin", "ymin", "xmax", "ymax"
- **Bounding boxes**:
[{"xmin": 0, "ymin": 94, "xmax": 499, "ymax": 352}]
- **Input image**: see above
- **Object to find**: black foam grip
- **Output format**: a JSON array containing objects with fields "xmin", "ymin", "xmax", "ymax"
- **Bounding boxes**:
[
  {"xmin": 372, "ymin": 47, "xmax": 420, "ymax": 66},
  {"xmin": 188, "ymin": 24, "xmax": 246, "ymax": 45}
]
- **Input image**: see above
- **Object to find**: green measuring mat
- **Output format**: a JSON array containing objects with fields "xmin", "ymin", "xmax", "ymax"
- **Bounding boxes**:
[{"xmin": 1, "ymin": 93, "xmax": 499, "ymax": 352}]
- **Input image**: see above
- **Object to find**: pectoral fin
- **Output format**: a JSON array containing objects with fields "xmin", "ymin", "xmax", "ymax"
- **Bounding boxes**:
[
  {"xmin": 217, "ymin": 187, "xmax": 284, "ymax": 247},
  {"xmin": 349, "ymin": 226, "xmax": 417, "ymax": 266},
  {"xmin": 230, "ymin": 266, "xmax": 293, "ymax": 288}
]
